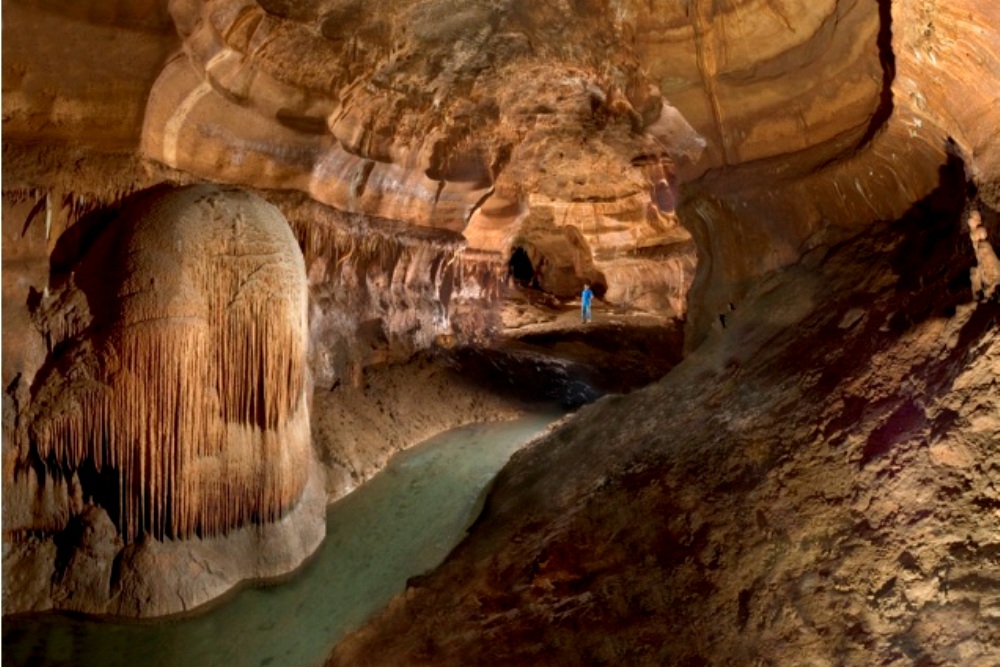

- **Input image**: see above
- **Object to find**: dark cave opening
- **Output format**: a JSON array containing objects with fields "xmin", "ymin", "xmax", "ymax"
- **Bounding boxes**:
[
  {"xmin": 74, "ymin": 456, "xmax": 123, "ymax": 538},
  {"xmin": 508, "ymin": 246, "xmax": 535, "ymax": 286}
]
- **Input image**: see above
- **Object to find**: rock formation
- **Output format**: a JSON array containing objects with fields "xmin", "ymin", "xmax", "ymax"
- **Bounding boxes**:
[
  {"xmin": 140, "ymin": 0, "xmax": 704, "ymax": 324},
  {"xmin": 3, "ymin": 184, "xmax": 325, "ymax": 617},
  {"xmin": 2, "ymin": 1, "xmax": 999, "ymax": 659},
  {"xmin": 322, "ymin": 1, "xmax": 1000, "ymax": 664},
  {"xmin": 329, "ymin": 176, "xmax": 1000, "ymax": 666}
]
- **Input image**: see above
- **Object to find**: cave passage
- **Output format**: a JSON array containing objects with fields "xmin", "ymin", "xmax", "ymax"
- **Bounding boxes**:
[
  {"xmin": 1, "ymin": 414, "xmax": 558, "ymax": 667},
  {"xmin": 508, "ymin": 246, "xmax": 535, "ymax": 286}
]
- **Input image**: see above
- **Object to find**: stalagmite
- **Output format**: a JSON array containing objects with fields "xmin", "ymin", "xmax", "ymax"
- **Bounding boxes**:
[{"xmin": 23, "ymin": 184, "xmax": 312, "ymax": 544}]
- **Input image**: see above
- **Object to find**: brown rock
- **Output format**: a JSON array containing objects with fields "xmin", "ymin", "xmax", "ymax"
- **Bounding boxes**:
[
  {"xmin": 327, "ymin": 202, "xmax": 1000, "ymax": 665},
  {"xmin": 3, "ymin": 0, "xmax": 1000, "ymax": 640},
  {"xmin": 3, "ymin": 184, "xmax": 324, "ymax": 617}
]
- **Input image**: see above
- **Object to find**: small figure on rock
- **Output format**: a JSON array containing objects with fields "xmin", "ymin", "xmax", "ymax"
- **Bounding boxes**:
[{"xmin": 581, "ymin": 283, "xmax": 593, "ymax": 323}]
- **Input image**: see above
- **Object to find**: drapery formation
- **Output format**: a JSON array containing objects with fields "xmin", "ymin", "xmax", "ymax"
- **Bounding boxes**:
[{"xmin": 26, "ymin": 185, "xmax": 311, "ymax": 543}]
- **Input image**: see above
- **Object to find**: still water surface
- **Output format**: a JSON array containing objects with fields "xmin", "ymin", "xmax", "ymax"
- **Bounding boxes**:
[{"xmin": 3, "ymin": 414, "xmax": 556, "ymax": 667}]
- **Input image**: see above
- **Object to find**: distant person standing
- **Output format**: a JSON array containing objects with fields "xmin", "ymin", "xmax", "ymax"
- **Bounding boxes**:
[{"xmin": 581, "ymin": 283, "xmax": 593, "ymax": 323}]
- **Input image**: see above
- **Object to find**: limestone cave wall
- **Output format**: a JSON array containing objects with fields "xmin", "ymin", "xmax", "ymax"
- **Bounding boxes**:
[
  {"xmin": 321, "ymin": 1, "xmax": 1000, "ymax": 662},
  {"xmin": 3, "ymin": 0, "xmax": 999, "ymax": 634}
]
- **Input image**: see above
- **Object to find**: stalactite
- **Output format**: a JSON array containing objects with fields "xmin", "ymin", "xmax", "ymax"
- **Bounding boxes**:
[
  {"xmin": 284, "ymin": 197, "xmax": 466, "ymax": 289},
  {"xmin": 452, "ymin": 250, "xmax": 507, "ymax": 302},
  {"xmin": 26, "ymin": 185, "xmax": 312, "ymax": 544},
  {"xmin": 3, "ymin": 186, "xmax": 45, "ymax": 205},
  {"xmin": 276, "ymin": 195, "xmax": 515, "ymax": 383}
]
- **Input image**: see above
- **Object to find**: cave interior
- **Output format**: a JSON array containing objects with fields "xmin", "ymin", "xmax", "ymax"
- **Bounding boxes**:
[{"xmin": 2, "ymin": 0, "xmax": 999, "ymax": 664}]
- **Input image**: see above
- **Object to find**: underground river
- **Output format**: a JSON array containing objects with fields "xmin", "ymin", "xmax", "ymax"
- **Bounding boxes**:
[{"xmin": 2, "ymin": 413, "xmax": 558, "ymax": 667}]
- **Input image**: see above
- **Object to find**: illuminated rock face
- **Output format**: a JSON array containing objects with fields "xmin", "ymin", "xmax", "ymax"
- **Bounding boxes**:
[
  {"xmin": 31, "ymin": 184, "xmax": 311, "ymax": 542},
  {"xmin": 3, "ymin": 0, "xmax": 1000, "ymax": 628},
  {"xmin": 135, "ymin": 0, "xmax": 1000, "ymax": 336},
  {"xmin": 141, "ymin": 0, "xmax": 707, "ymax": 318},
  {"xmin": 276, "ymin": 194, "xmax": 476, "ymax": 388},
  {"xmin": 2, "ymin": 184, "xmax": 324, "ymax": 616}
]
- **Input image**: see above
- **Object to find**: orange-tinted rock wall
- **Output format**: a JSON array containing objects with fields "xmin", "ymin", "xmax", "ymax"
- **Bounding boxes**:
[
  {"xmin": 4, "ymin": 0, "xmax": 999, "ymax": 627},
  {"xmin": 3, "ymin": 185, "xmax": 325, "ymax": 617}
]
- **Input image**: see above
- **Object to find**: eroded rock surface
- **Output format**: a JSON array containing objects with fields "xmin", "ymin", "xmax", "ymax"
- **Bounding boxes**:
[
  {"xmin": 329, "ymin": 182, "xmax": 1000, "ymax": 667},
  {"xmin": 140, "ymin": 0, "xmax": 707, "ymax": 320},
  {"xmin": 3, "ymin": 184, "xmax": 324, "ymax": 617},
  {"xmin": 3, "ymin": 0, "xmax": 999, "ymax": 637}
]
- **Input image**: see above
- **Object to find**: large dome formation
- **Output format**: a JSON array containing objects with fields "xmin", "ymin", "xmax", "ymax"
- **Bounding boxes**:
[
  {"xmin": 142, "ymin": 0, "xmax": 713, "ymax": 315},
  {"xmin": 26, "ymin": 185, "xmax": 312, "ymax": 544},
  {"xmin": 3, "ymin": 184, "xmax": 325, "ymax": 616},
  {"xmin": 140, "ymin": 0, "xmax": 1000, "ymax": 337},
  {"xmin": 2, "ymin": 0, "xmax": 999, "ymax": 658}
]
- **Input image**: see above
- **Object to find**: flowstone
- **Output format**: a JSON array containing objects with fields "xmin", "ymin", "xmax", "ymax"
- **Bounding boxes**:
[{"xmin": 3, "ymin": 184, "xmax": 325, "ymax": 617}]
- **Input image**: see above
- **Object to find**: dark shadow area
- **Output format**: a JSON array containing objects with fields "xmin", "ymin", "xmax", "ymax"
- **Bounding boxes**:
[
  {"xmin": 442, "ymin": 317, "xmax": 685, "ymax": 409},
  {"xmin": 858, "ymin": 0, "xmax": 896, "ymax": 147},
  {"xmin": 588, "ymin": 279, "xmax": 608, "ymax": 300},
  {"xmin": 888, "ymin": 152, "xmax": 973, "ymax": 322},
  {"xmin": 443, "ymin": 346, "xmax": 602, "ymax": 410},
  {"xmin": 48, "ymin": 183, "xmax": 173, "ymax": 289},
  {"xmin": 508, "ymin": 246, "xmax": 536, "ymax": 286},
  {"xmin": 73, "ymin": 457, "xmax": 122, "ymax": 534},
  {"xmin": 785, "ymin": 151, "xmax": 973, "ymax": 394}
]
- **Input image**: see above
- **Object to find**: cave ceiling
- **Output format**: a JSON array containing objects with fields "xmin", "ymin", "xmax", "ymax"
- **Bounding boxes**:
[{"xmin": 5, "ymin": 0, "xmax": 998, "ymax": 265}]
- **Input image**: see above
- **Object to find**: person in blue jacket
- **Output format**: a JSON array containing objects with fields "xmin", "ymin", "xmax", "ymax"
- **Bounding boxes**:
[{"xmin": 581, "ymin": 283, "xmax": 593, "ymax": 323}]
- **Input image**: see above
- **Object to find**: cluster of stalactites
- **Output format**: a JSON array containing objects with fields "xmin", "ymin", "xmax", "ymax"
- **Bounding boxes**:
[
  {"xmin": 28, "ymin": 189, "xmax": 311, "ymax": 544},
  {"xmin": 4, "ymin": 186, "xmax": 148, "ymax": 249},
  {"xmin": 456, "ymin": 250, "xmax": 508, "ymax": 302},
  {"xmin": 203, "ymin": 252, "xmax": 307, "ymax": 430},
  {"xmin": 32, "ymin": 331, "xmax": 305, "ymax": 543},
  {"xmin": 290, "ymin": 209, "xmax": 479, "ymax": 307}
]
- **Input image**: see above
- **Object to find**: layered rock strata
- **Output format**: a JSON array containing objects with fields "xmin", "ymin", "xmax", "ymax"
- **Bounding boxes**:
[
  {"xmin": 2, "ymin": 0, "xmax": 998, "ymax": 636},
  {"xmin": 141, "ymin": 0, "xmax": 706, "ymax": 320},
  {"xmin": 676, "ymin": 0, "xmax": 1000, "ymax": 346}
]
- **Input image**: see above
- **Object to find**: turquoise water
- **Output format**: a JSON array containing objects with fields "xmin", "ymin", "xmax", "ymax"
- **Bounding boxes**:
[{"xmin": 2, "ymin": 414, "xmax": 556, "ymax": 667}]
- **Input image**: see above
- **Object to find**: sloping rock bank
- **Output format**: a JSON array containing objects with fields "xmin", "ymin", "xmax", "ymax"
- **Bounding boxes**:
[
  {"xmin": 311, "ymin": 353, "xmax": 526, "ymax": 503},
  {"xmin": 329, "ymin": 196, "xmax": 1000, "ymax": 664},
  {"xmin": 313, "ymin": 310, "xmax": 686, "ymax": 503}
]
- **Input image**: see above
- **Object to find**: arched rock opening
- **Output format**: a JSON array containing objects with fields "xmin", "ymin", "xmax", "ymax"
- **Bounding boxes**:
[{"xmin": 508, "ymin": 246, "xmax": 536, "ymax": 286}]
